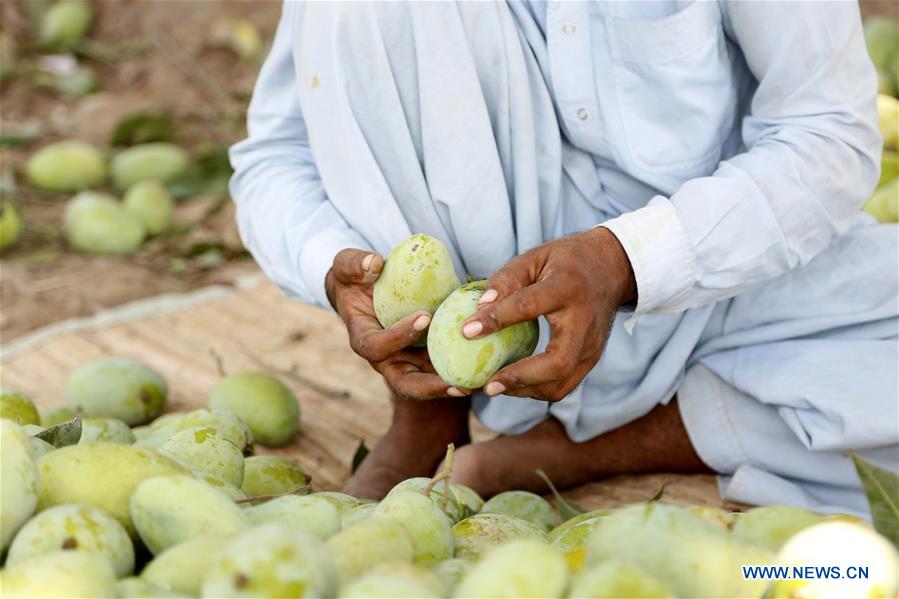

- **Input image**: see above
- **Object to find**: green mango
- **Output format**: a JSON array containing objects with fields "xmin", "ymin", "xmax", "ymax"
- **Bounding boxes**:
[
  {"xmin": 116, "ymin": 577, "xmax": 182, "ymax": 598},
  {"xmin": 159, "ymin": 426, "xmax": 245, "ymax": 486},
  {"xmin": 480, "ymin": 490, "xmax": 557, "ymax": 533},
  {"xmin": 26, "ymin": 140, "xmax": 106, "ymax": 192},
  {"xmin": 243, "ymin": 495, "xmax": 340, "ymax": 540},
  {"xmin": 64, "ymin": 192, "xmax": 146, "ymax": 255},
  {"xmin": 768, "ymin": 520, "xmax": 898, "ymax": 599},
  {"xmin": 388, "ymin": 477, "xmax": 466, "ymax": 522},
  {"xmin": 339, "ymin": 562, "xmax": 444, "ymax": 599},
  {"xmin": 450, "ymin": 483, "xmax": 484, "ymax": 517},
  {"xmin": 202, "ymin": 524, "xmax": 337, "ymax": 598},
  {"xmin": 431, "ymin": 557, "xmax": 471, "ymax": 595},
  {"xmin": 40, "ymin": 405, "xmax": 78, "ymax": 427},
  {"xmin": 141, "ymin": 536, "xmax": 224, "ymax": 596},
  {"xmin": 130, "ymin": 474, "xmax": 248, "ymax": 555},
  {"xmin": 7, "ymin": 503, "xmax": 134, "ymax": 577},
  {"xmin": 880, "ymin": 150, "xmax": 899, "ymax": 187},
  {"xmin": 569, "ymin": 561, "xmax": 673, "ymax": 598},
  {"xmin": 864, "ymin": 17, "xmax": 899, "ymax": 73},
  {"xmin": 454, "ymin": 540, "xmax": 567, "ymax": 598},
  {"xmin": 374, "ymin": 491, "xmax": 454, "ymax": 566},
  {"xmin": 878, "ymin": 93, "xmax": 899, "ymax": 150},
  {"xmin": 123, "ymin": 180, "xmax": 174, "ymax": 234},
  {"xmin": 1, "ymin": 388, "xmax": 39, "ymax": 425},
  {"xmin": 39, "ymin": 0, "xmax": 93, "ymax": 50},
  {"xmin": 240, "ymin": 455, "xmax": 308, "ymax": 497},
  {"xmin": 111, "ymin": 143, "xmax": 189, "ymax": 191},
  {"xmin": 863, "ymin": 179, "xmax": 899, "ymax": 223},
  {"xmin": 0, "ymin": 200, "xmax": 22, "ymax": 253},
  {"xmin": 340, "ymin": 502, "xmax": 376, "ymax": 529},
  {"xmin": 1, "ymin": 420, "xmax": 39, "ymax": 551},
  {"xmin": 731, "ymin": 505, "xmax": 823, "ymax": 551},
  {"xmin": 585, "ymin": 503, "xmax": 774, "ymax": 598},
  {"xmin": 326, "ymin": 517, "xmax": 414, "ymax": 583},
  {"xmin": 209, "ymin": 372, "xmax": 299, "ymax": 447},
  {"xmin": 65, "ymin": 357, "xmax": 166, "ymax": 425},
  {"xmin": 451, "ymin": 513, "xmax": 547, "ymax": 561},
  {"xmin": 312, "ymin": 491, "xmax": 364, "ymax": 514},
  {"xmin": 373, "ymin": 233, "xmax": 461, "ymax": 341},
  {"xmin": 428, "ymin": 280, "xmax": 538, "ymax": 389},
  {"xmin": 548, "ymin": 510, "xmax": 611, "ymax": 573},
  {"xmin": 79, "ymin": 417, "xmax": 136, "ymax": 444},
  {"xmin": 37, "ymin": 443, "xmax": 186, "ymax": 536},
  {"xmin": 0, "ymin": 550, "xmax": 117, "ymax": 598}
]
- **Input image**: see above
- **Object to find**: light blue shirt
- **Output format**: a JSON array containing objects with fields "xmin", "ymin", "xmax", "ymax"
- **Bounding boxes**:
[
  {"xmin": 231, "ymin": 1, "xmax": 881, "ymax": 320},
  {"xmin": 229, "ymin": 2, "xmax": 892, "ymax": 515}
]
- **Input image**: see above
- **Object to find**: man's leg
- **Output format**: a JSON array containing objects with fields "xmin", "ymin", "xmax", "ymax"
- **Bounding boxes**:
[
  {"xmin": 344, "ymin": 395, "xmax": 471, "ymax": 500},
  {"xmin": 450, "ymin": 397, "xmax": 710, "ymax": 498}
]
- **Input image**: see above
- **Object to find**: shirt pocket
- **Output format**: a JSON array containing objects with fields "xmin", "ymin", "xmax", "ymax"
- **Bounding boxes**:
[{"xmin": 608, "ymin": 1, "xmax": 737, "ymax": 175}]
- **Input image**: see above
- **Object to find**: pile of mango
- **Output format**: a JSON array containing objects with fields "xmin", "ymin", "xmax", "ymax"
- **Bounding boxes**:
[
  {"xmin": 2, "ymin": 366, "xmax": 897, "ymax": 598},
  {"xmin": 865, "ymin": 17, "xmax": 899, "ymax": 223},
  {"xmin": 0, "ymin": 140, "xmax": 185, "ymax": 256}
]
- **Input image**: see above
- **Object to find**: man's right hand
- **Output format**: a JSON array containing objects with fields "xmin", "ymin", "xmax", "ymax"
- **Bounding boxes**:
[{"xmin": 325, "ymin": 248, "xmax": 469, "ymax": 400}]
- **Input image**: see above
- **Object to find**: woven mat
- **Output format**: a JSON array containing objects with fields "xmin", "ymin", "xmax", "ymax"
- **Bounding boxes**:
[{"xmin": 0, "ymin": 277, "xmax": 743, "ymax": 511}]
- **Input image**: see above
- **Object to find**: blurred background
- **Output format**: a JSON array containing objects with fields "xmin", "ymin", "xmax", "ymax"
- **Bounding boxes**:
[{"xmin": 0, "ymin": 0, "xmax": 897, "ymax": 345}]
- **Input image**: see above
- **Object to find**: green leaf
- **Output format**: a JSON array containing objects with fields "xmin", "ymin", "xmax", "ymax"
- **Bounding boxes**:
[
  {"xmin": 35, "ymin": 416, "xmax": 82, "ymax": 448},
  {"xmin": 111, "ymin": 112, "xmax": 175, "ymax": 146},
  {"xmin": 351, "ymin": 439, "xmax": 370, "ymax": 474},
  {"xmin": 850, "ymin": 451, "xmax": 899, "ymax": 549},
  {"xmin": 535, "ymin": 468, "xmax": 587, "ymax": 521},
  {"xmin": 167, "ymin": 144, "xmax": 232, "ymax": 200}
]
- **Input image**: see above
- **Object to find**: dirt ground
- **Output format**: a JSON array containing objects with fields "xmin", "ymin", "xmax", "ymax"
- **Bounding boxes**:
[
  {"xmin": 1, "ymin": 0, "xmax": 283, "ymax": 343},
  {"xmin": 1, "ymin": 1, "xmax": 896, "ymax": 345}
]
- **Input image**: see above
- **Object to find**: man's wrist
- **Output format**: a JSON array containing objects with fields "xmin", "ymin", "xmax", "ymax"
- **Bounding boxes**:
[{"xmin": 587, "ymin": 227, "xmax": 637, "ymax": 307}]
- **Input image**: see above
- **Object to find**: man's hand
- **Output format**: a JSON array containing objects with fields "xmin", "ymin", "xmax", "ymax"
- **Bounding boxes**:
[
  {"xmin": 326, "ymin": 249, "xmax": 469, "ymax": 400},
  {"xmin": 460, "ymin": 227, "xmax": 636, "ymax": 402}
]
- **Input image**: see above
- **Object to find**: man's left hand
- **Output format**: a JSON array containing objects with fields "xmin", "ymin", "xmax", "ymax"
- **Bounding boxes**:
[{"xmin": 461, "ymin": 227, "xmax": 637, "ymax": 402}]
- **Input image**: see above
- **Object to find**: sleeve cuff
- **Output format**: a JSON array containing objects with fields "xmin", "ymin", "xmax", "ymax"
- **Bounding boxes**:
[
  {"xmin": 600, "ymin": 197, "xmax": 697, "ymax": 331},
  {"xmin": 297, "ymin": 227, "xmax": 372, "ymax": 310}
]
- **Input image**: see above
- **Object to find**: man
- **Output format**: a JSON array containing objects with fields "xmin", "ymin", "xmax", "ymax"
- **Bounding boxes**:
[{"xmin": 231, "ymin": 1, "xmax": 897, "ymax": 516}]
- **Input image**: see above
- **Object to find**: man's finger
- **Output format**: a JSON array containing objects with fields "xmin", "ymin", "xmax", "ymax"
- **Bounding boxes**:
[
  {"xmin": 332, "ymin": 249, "xmax": 383, "ymax": 285},
  {"xmin": 347, "ymin": 310, "xmax": 431, "ymax": 362},
  {"xmin": 388, "ymin": 369, "xmax": 469, "ymax": 400},
  {"xmin": 462, "ymin": 281, "xmax": 558, "ymax": 338},
  {"xmin": 477, "ymin": 253, "xmax": 539, "ymax": 306},
  {"xmin": 483, "ymin": 341, "xmax": 577, "ymax": 396}
]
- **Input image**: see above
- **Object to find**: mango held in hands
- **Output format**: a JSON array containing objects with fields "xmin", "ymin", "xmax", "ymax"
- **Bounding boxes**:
[
  {"xmin": 373, "ymin": 234, "xmax": 461, "ymax": 335},
  {"xmin": 428, "ymin": 280, "xmax": 538, "ymax": 389}
]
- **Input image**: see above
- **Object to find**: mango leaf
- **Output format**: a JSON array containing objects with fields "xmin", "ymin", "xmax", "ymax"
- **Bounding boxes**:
[
  {"xmin": 850, "ymin": 451, "xmax": 899, "ymax": 549},
  {"xmin": 111, "ymin": 112, "xmax": 175, "ymax": 146},
  {"xmin": 535, "ymin": 468, "xmax": 587, "ymax": 521},
  {"xmin": 34, "ymin": 416, "xmax": 82, "ymax": 448},
  {"xmin": 351, "ymin": 440, "xmax": 370, "ymax": 474},
  {"xmin": 168, "ymin": 143, "xmax": 233, "ymax": 199}
]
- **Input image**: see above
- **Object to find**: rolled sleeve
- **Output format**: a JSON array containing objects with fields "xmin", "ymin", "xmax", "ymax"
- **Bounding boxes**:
[
  {"xmin": 297, "ymin": 226, "xmax": 371, "ymax": 309},
  {"xmin": 601, "ymin": 197, "xmax": 697, "ymax": 331}
]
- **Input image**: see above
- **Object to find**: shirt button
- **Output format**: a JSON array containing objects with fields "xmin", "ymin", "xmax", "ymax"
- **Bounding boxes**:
[
  {"xmin": 577, "ymin": 108, "xmax": 588, "ymax": 121},
  {"xmin": 562, "ymin": 23, "xmax": 576, "ymax": 35}
]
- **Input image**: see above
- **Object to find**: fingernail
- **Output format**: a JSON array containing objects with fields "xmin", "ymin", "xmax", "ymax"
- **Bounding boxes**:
[
  {"xmin": 462, "ymin": 321, "xmax": 483, "ymax": 338},
  {"xmin": 485, "ymin": 382, "xmax": 506, "ymax": 396},
  {"xmin": 447, "ymin": 387, "xmax": 466, "ymax": 397},
  {"xmin": 413, "ymin": 314, "xmax": 431, "ymax": 331},
  {"xmin": 479, "ymin": 289, "xmax": 498, "ymax": 304},
  {"xmin": 362, "ymin": 254, "xmax": 375, "ymax": 271}
]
